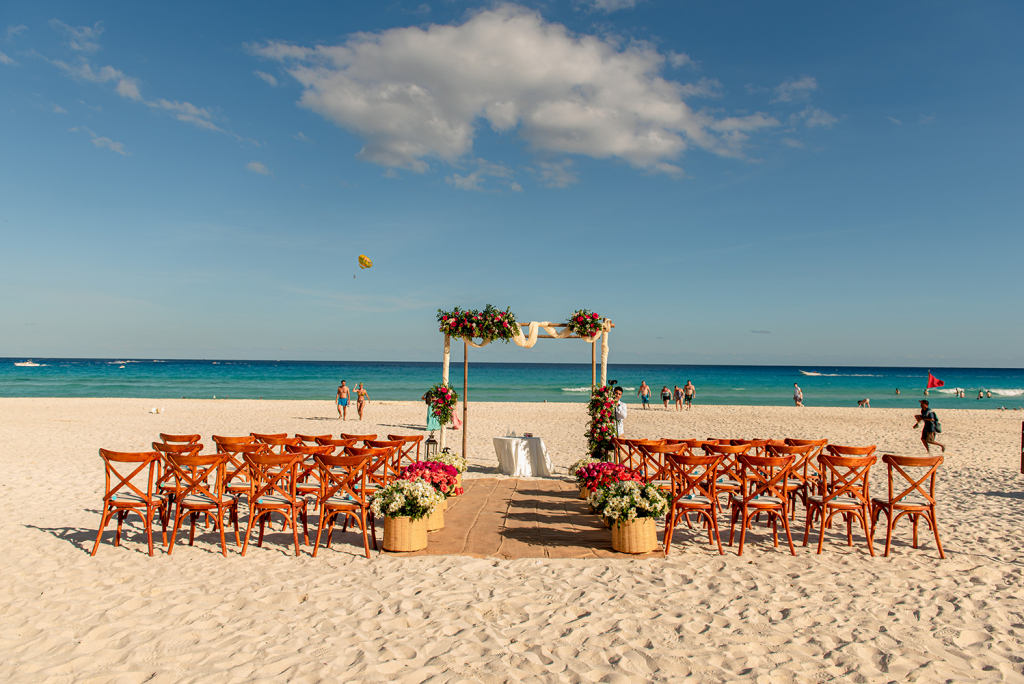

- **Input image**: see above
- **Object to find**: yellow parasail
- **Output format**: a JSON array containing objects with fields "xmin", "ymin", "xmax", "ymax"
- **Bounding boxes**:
[{"xmin": 358, "ymin": 254, "xmax": 373, "ymax": 269}]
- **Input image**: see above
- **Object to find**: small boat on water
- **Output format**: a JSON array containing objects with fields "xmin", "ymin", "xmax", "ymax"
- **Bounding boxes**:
[
  {"xmin": 14, "ymin": 360, "xmax": 41, "ymax": 367},
  {"xmin": 799, "ymin": 370, "xmax": 822, "ymax": 376}
]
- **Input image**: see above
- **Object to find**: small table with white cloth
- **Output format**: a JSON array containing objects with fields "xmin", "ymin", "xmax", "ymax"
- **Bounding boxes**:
[{"xmin": 492, "ymin": 436, "xmax": 553, "ymax": 477}]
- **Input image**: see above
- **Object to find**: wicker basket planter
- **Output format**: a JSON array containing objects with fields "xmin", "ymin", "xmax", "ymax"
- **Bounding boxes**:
[
  {"xmin": 383, "ymin": 516, "xmax": 428, "ymax": 552},
  {"xmin": 426, "ymin": 506, "xmax": 445, "ymax": 532},
  {"xmin": 578, "ymin": 485, "xmax": 589, "ymax": 499},
  {"xmin": 456, "ymin": 473, "xmax": 462, "ymax": 491},
  {"xmin": 611, "ymin": 517, "xmax": 658, "ymax": 554}
]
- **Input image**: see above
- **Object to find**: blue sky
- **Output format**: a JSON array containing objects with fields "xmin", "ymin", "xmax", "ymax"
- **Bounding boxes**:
[{"xmin": 1, "ymin": 1, "xmax": 1021, "ymax": 366}]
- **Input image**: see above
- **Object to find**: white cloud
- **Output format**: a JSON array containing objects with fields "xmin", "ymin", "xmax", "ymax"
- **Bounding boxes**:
[
  {"xmin": 0, "ymin": 51, "xmax": 15, "ymax": 65},
  {"xmin": 254, "ymin": 70, "xmax": 278, "ymax": 87},
  {"xmin": 667, "ymin": 51, "xmax": 694, "ymax": 69},
  {"xmin": 581, "ymin": 0, "xmax": 637, "ymax": 11},
  {"xmin": 919, "ymin": 114, "xmax": 936, "ymax": 124},
  {"xmin": 887, "ymin": 116, "xmax": 902, "ymax": 125},
  {"xmin": 781, "ymin": 137, "xmax": 803, "ymax": 148},
  {"xmin": 444, "ymin": 158, "xmax": 516, "ymax": 191},
  {"xmin": 510, "ymin": 181, "xmax": 523, "ymax": 192},
  {"xmin": 49, "ymin": 19, "xmax": 104, "ymax": 53},
  {"xmin": 52, "ymin": 104, "xmax": 67, "ymax": 114},
  {"xmin": 70, "ymin": 126, "xmax": 130, "ymax": 155},
  {"xmin": 251, "ymin": 5, "xmax": 778, "ymax": 177},
  {"xmin": 531, "ymin": 159, "xmax": 578, "ymax": 188},
  {"xmin": 7, "ymin": 25, "xmax": 28, "ymax": 39},
  {"xmin": 797, "ymin": 106, "xmax": 838, "ymax": 128},
  {"xmin": 679, "ymin": 77, "xmax": 722, "ymax": 99},
  {"xmin": 246, "ymin": 161, "xmax": 271, "ymax": 175},
  {"xmin": 294, "ymin": 132, "xmax": 311, "ymax": 141},
  {"xmin": 772, "ymin": 76, "xmax": 817, "ymax": 103}
]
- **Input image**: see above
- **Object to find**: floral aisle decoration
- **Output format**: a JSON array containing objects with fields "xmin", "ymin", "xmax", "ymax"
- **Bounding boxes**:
[
  {"xmin": 586, "ymin": 385, "xmax": 619, "ymax": 461},
  {"xmin": 423, "ymin": 383, "xmax": 459, "ymax": 426},
  {"xmin": 424, "ymin": 449, "xmax": 467, "ymax": 474},
  {"xmin": 588, "ymin": 480, "xmax": 668, "ymax": 524},
  {"xmin": 565, "ymin": 309, "xmax": 605, "ymax": 339},
  {"xmin": 370, "ymin": 478, "xmax": 442, "ymax": 521},
  {"xmin": 568, "ymin": 456, "xmax": 598, "ymax": 481},
  {"xmin": 437, "ymin": 304, "xmax": 519, "ymax": 343},
  {"xmin": 399, "ymin": 461, "xmax": 463, "ymax": 498},
  {"xmin": 576, "ymin": 462, "xmax": 642, "ymax": 494}
]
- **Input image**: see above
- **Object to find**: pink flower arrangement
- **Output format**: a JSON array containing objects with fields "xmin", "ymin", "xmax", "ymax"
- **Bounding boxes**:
[
  {"xmin": 566, "ymin": 309, "xmax": 604, "ymax": 339},
  {"xmin": 437, "ymin": 305, "xmax": 518, "ymax": 343},
  {"xmin": 400, "ymin": 461, "xmax": 463, "ymax": 497},
  {"xmin": 575, "ymin": 462, "xmax": 642, "ymax": 493}
]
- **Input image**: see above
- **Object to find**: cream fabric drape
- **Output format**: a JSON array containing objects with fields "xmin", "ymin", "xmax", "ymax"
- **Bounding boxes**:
[{"xmin": 458, "ymin": 322, "xmax": 604, "ymax": 348}]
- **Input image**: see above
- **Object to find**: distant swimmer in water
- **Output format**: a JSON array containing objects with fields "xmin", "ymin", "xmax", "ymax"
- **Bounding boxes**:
[
  {"xmin": 895, "ymin": 388, "xmax": 900, "ymax": 395},
  {"xmin": 987, "ymin": 390, "xmax": 992, "ymax": 398},
  {"xmin": 978, "ymin": 391, "xmax": 984, "ymax": 400},
  {"xmin": 858, "ymin": 398, "xmax": 870, "ymax": 407},
  {"xmin": 923, "ymin": 388, "xmax": 929, "ymax": 396}
]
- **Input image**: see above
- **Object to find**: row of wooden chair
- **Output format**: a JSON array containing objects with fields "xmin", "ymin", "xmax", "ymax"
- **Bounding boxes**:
[
  {"xmin": 92, "ymin": 432, "xmax": 425, "ymax": 559},
  {"xmin": 613, "ymin": 437, "xmax": 944, "ymax": 559}
]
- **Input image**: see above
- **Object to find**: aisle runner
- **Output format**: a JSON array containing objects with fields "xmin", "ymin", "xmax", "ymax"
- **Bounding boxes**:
[{"xmin": 388, "ymin": 478, "xmax": 662, "ymax": 559}]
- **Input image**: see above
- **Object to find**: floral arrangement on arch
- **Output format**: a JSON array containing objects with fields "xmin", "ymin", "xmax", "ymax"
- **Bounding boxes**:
[
  {"xmin": 566, "ymin": 309, "xmax": 605, "ymax": 339},
  {"xmin": 576, "ymin": 462, "xmax": 642, "ymax": 493},
  {"xmin": 437, "ymin": 304, "xmax": 519, "ymax": 343},
  {"xmin": 423, "ymin": 383, "xmax": 459, "ymax": 425},
  {"xmin": 400, "ymin": 461, "xmax": 463, "ymax": 498},
  {"xmin": 588, "ymin": 480, "xmax": 669, "ymax": 524},
  {"xmin": 424, "ymin": 448, "xmax": 467, "ymax": 474},
  {"xmin": 369, "ymin": 479, "xmax": 443, "ymax": 520},
  {"xmin": 585, "ymin": 385, "xmax": 618, "ymax": 461}
]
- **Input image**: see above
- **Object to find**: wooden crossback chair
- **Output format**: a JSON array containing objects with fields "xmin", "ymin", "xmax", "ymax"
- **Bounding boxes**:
[
  {"xmin": 731, "ymin": 439, "xmax": 770, "ymax": 457},
  {"xmin": 784, "ymin": 438, "xmax": 828, "ymax": 508},
  {"xmin": 212, "ymin": 437, "xmax": 265, "ymax": 501},
  {"xmin": 251, "ymin": 432, "xmax": 288, "ymax": 442},
  {"xmin": 664, "ymin": 452, "xmax": 724, "ymax": 555},
  {"xmin": 152, "ymin": 441, "xmax": 204, "ymax": 514},
  {"xmin": 387, "ymin": 434, "xmax": 424, "ymax": 469},
  {"xmin": 92, "ymin": 449, "xmax": 167, "ymax": 557},
  {"xmin": 611, "ymin": 438, "xmax": 634, "ymax": 469},
  {"xmin": 870, "ymin": 454, "xmax": 945, "ymax": 558},
  {"xmin": 728, "ymin": 452, "xmax": 797, "ymax": 556},
  {"xmin": 295, "ymin": 433, "xmax": 332, "ymax": 446},
  {"xmin": 636, "ymin": 441, "xmax": 686, "ymax": 489},
  {"xmin": 285, "ymin": 444, "xmax": 336, "ymax": 506},
  {"xmin": 804, "ymin": 446, "xmax": 877, "ymax": 556},
  {"xmin": 766, "ymin": 443, "xmax": 815, "ymax": 520},
  {"xmin": 313, "ymin": 453, "xmax": 377, "ymax": 559},
  {"xmin": 253, "ymin": 435, "xmax": 300, "ymax": 455},
  {"xmin": 366, "ymin": 440, "xmax": 406, "ymax": 482},
  {"xmin": 316, "ymin": 437, "xmax": 359, "ymax": 450},
  {"xmin": 340, "ymin": 433, "xmax": 378, "ymax": 446},
  {"xmin": 346, "ymin": 446, "xmax": 392, "ymax": 491},
  {"xmin": 702, "ymin": 442, "xmax": 749, "ymax": 508},
  {"xmin": 159, "ymin": 433, "xmax": 201, "ymax": 444},
  {"xmin": 165, "ymin": 452, "xmax": 239, "ymax": 556},
  {"xmin": 241, "ymin": 451, "xmax": 309, "ymax": 556}
]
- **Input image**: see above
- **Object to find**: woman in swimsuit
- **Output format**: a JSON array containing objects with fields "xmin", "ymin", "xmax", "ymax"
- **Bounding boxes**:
[
  {"xmin": 661, "ymin": 386, "xmax": 671, "ymax": 409},
  {"xmin": 355, "ymin": 383, "xmax": 369, "ymax": 420}
]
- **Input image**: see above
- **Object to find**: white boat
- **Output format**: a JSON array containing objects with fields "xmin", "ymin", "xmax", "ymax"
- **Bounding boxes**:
[
  {"xmin": 799, "ymin": 370, "xmax": 822, "ymax": 376},
  {"xmin": 14, "ymin": 360, "xmax": 41, "ymax": 367}
]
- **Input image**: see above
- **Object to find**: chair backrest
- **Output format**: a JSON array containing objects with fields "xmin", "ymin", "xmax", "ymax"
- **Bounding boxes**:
[
  {"xmin": 215, "ymin": 442, "xmax": 269, "ymax": 488},
  {"xmin": 316, "ymin": 437, "xmax": 359, "ymax": 449},
  {"xmin": 736, "ymin": 453, "xmax": 794, "ymax": 503},
  {"xmin": 346, "ymin": 446, "xmax": 392, "ymax": 487},
  {"xmin": 816, "ymin": 452, "xmax": 877, "ymax": 506},
  {"xmin": 251, "ymin": 432, "xmax": 288, "ymax": 442},
  {"xmin": 365, "ymin": 440, "xmax": 405, "ymax": 479},
  {"xmin": 159, "ymin": 433, "xmax": 201, "ymax": 444},
  {"xmin": 683, "ymin": 439, "xmax": 718, "ymax": 450},
  {"xmin": 153, "ymin": 441, "xmax": 204, "ymax": 457},
  {"xmin": 703, "ymin": 442, "xmax": 750, "ymax": 481},
  {"xmin": 636, "ymin": 441, "xmax": 687, "ymax": 482},
  {"xmin": 387, "ymin": 434, "xmax": 424, "ymax": 467},
  {"xmin": 340, "ymin": 433, "xmax": 377, "ymax": 445},
  {"xmin": 257, "ymin": 436, "xmax": 302, "ymax": 455},
  {"xmin": 212, "ymin": 435, "xmax": 256, "ymax": 452},
  {"xmin": 731, "ymin": 439, "xmax": 770, "ymax": 456},
  {"xmin": 165, "ymin": 452, "xmax": 228, "ymax": 503},
  {"xmin": 295, "ymin": 433, "xmax": 332, "ymax": 446},
  {"xmin": 827, "ymin": 444, "xmax": 877, "ymax": 457},
  {"xmin": 881, "ymin": 454, "xmax": 942, "ymax": 506},
  {"xmin": 98, "ymin": 449, "xmax": 161, "ymax": 503},
  {"xmin": 784, "ymin": 438, "xmax": 829, "ymax": 482},
  {"xmin": 665, "ymin": 452, "xmax": 721, "ymax": 503},
  {"xmin": 766, "ymin": 443, "xmax": 813, "ymax": 459},
  {"xmin": 612, "ymin": 437, "xmax": 638, "ymax": 469},
  {"xmin": 243, "ymin": 451, "xmax": 301, "ymax": 504},
  {"xmin": 315, "ymin": 453, "xmax": 372, "ymax": 506}
]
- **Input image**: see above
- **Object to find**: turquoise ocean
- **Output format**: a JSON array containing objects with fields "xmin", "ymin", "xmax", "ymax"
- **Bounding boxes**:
[{"xmin": 2, "ymin": 359, "xmax": 1022, "ymax": 409}]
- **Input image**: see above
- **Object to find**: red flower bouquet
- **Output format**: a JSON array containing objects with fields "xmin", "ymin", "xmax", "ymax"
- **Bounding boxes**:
[
  {"xmin": 575, "ymin": 462, "xmax": 642, "ymax": 493},
  {"xmin": 400, "ymin": 461, "xmax": 463, "ymax": 498}
]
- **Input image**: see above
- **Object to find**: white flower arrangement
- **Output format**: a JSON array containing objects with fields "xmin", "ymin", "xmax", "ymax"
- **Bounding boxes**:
[
  {"xmin": 568, "ymin": 456, "xmax": 597, "ymax": 480},
  {"xmin": 370, "ymin": 478, "xmax": 443, "ymax": 520},
  {"xmin": 424, "ymin": 449, "xmax": 467, "ymax": 474},
  {"xmin": 588, "ymin": 480, "xmax": 669, "ymax": 524}
]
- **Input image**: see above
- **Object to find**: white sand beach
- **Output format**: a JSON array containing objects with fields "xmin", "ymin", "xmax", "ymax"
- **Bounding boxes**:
[{"xmin": 1, "ymin": 397, "xmax": 1023, "ymax": 682}]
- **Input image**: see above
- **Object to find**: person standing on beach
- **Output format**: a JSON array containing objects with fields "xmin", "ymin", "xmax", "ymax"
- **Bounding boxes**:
[
  {"xmin": 355, "ymin": 382, "xmax": 369, "ymax": 420},
  {"xmin": 684, "ymin": 381, "xmax": 695, "ymax": 410},
  {"xmin": 914, "ymin": 399, "xmax": 945, "ymax": 453},
  {"xmin": 336, "ymin": 380, "xmax": 350, "ymax": 420},
  {"xmin": 637, "ymin": 381, "xmax": 651, "ymax": 410},
  {"xmin": 793, "ymin": 383, "xmax": 804, "ymax": 407},
  {"xmin": 660, "ymin": 386, "xmax": 671, "ymax": 409},
  {"xmin": 673, "ymin": 385, "xmax": 683, "ymax": 411},
  {"xmin": 614, "ymin": 386, "xmax": 627, "ymax": 436}
]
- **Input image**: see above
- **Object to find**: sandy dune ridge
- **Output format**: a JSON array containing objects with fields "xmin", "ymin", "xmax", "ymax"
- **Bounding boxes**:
[{"xmin": 1, "ymin": 397, "xmax": 1023, "ymax": 682}]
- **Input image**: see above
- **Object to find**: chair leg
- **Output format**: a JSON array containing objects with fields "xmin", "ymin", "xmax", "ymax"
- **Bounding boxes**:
[
  {"xmin": 737, "ymin": 507, "xmax": 748, "ymax": 557},
  {"xmin": 709, "ymin": 510, "xmax": 724, "ymax": 555},
  {"xmin": 663, "ymin": 509, "xmax": 675, "ymax": 557},
  {"xmin": 780, "ymin": 509, "xmax": 797, "ymax": 556},
  {"xmin": 816, "ymin": 509, "xmax": 828, "ymax": 555},
  {"xmin": 291, "ymin": 510, "xmax": 301, "ymax": 556},
  {"xmin": 115, "ymin": 510, "xmax": 125, "ymax": 546},
  {"xmin": 145, "ymin": 508, "xmax": 155, "ymax": 557},
  {"xmin": 912, "ymin": 514, "xmax": 920, "ymax": 548},
  {"xmin": 313, "ymin": 508, "xmax": 327, "ymax": 558},
  {"xmin": 930, "ymin": 509, "xmax": 945, "ymax": 559},
  {"xmin": 258, "ymin": 513, "xmax": 267, "ymax": 548},
  {"xmin": 728, "ymin": 504, "xmax": 739, "ymax": 546},
  {"xmin": 361, "ymin": 510, "xmax": 371, "ymax": 560},
  {"xmin": 218, "ymin": 508, "xmax": 228, "ymax": 557},
  {"xmin": 168, "ymin": 507, "xmax": 185, "ymax": 555},
  {"xmin": 803, "ymin": 505, "xmax": 813, "ymax": 547},
  {"xmin": 846, "ymin": 512, "xmax": 853, "ymax": 546},
  {"xmin": 771, "ymin": 515, "xmax": 779, "ymax": 548},
  {"xmin": 860, "ymin": 506, "xmax": 874, "ymax": 557},
  {"xmin": 91, "ymin": 507, "xmax": 112, "ymax": 556},
  {"xmin": 241, "ymin": 510, "xmax": 260, "ymax": 556},
  {"xmin": 883, "ymin": 509, "xmax": 895, "ymax": 557},
  {"xmin": 188, "ymin": 512, "xmax": 198, "ymax": 546},
  {"xmin": 232, "ymin": 507, "xmax": 240, "ymax": 546},
  {"xmin": 370, "ymin": 513, "xmax": 377, "ymax": 550}
]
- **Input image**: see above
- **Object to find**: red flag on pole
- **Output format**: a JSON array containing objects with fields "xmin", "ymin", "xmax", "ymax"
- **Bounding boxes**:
[{"xmin": 926, "ymin": 372, "xmax": 945, "ymax": 389}]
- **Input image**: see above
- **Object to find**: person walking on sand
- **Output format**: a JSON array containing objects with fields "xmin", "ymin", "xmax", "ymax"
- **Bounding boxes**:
[
  {"xmin": 637, "ymin": 381, "xmax": 651, "ymax": 410},
  {"xmin": 684, "ymin": 381, "xmax": 696, "ymax": 410},
  {"xmin": 793, "ymin": 383, "xmax": 804, "ymax": 407},
  {"xmin": 673, "ymin": 385, "xmax": 683, "ymax": 411},
  {"xmin": 614, "ymin": 386, "xmax": 627, "ymax": 436},
  {"xmin": 660, "ymin": 386, "xmax": 671, "ymax": 409},
  {"xmin": 355, "ymin": 382, "xmax": 369, "ymax": 420},
  {"xmin": 336, "ymin": 380, "xmax": 350, "ymax": 420},
  {"xmin": 914, "ymin": 399, "xmax": 945, "ymax": 453}
]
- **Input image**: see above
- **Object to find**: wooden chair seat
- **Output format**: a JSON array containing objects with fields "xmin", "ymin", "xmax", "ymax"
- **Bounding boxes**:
[
  {"xmin": 873, "ymin": 494, "xmax": 930, "ymax": 509},
  {"xmin": 731, "ymin": 494, "xmax": 786, "ymax": 507}
]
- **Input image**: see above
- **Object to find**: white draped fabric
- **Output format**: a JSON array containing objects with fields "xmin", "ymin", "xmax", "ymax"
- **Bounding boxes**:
[
  {"xmin": 458, "ymin": 321, "xmax": 606, "ymax": 349},
  {"xmin": 492, "ymin": 436, "xmax": 553, "ymax": 477}
]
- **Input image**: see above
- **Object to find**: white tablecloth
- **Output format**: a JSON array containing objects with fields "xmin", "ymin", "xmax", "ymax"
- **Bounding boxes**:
[{"xmin": 492, "ymin": 436, "xmax": 553, "ymax": 477}]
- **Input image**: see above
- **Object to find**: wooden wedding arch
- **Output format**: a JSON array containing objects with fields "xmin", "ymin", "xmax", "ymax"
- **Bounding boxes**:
[{"xmin": 439, "ymin": 319, "xmax": 615, "ymax": 456}]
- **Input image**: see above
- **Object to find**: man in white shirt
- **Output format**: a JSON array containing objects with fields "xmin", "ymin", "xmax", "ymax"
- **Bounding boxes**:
[{"xmin": 614, "ymin": 386, "xmax": 627, "ymax": 435}]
